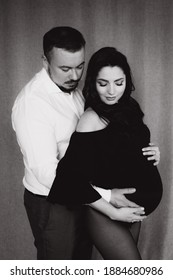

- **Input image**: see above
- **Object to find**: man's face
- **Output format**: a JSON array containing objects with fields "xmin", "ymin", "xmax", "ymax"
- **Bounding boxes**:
[{"xmin": 46, "ymin": 47, "xmax": 85, "ymax": 92}]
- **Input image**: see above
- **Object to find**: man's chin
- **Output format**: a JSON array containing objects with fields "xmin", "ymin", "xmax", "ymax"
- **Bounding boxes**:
[
  {"xmin": 58, "ymin": 85, "xmax": 77, "ymax": 93},
  {"xmin": 65, "ymin": 84, "xmax": 78, "ymax": 92}
]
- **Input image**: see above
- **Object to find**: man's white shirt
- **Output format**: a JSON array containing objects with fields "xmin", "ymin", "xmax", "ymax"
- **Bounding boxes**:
[{"xmin": 12, "ymin": 68, "xmax": 111, "ymax": 201}]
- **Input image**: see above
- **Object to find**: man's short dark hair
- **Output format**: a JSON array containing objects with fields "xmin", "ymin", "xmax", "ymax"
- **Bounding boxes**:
[{"xmin": 43, "ymin": 26, "xmax": 85, "ymax": 60}]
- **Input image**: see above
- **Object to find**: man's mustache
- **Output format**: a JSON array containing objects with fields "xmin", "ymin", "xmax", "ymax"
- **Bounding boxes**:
[{"xmin": 65, "ymin": 79, "xmax": 80, "ymax": 85}]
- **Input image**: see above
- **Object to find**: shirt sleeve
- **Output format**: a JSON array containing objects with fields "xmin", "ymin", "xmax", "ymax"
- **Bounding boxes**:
[
  {"xmin": 48, "ymin": 132, "xmax": 101, "ymax": 205},
  {"xmin": 12, "ymin": 96, "xmax": 58, "ymax": 190},
  {"xmin": 93, "ymin": 186, "xmax": 111, "ymax": 202}
]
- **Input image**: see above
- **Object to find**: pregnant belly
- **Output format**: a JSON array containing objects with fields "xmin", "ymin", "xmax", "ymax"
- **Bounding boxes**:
[
  {"xmin": 125, "ymin": 170, "xmax": 162, "ymax": 215},
  {"xmin": 94, "ymin": 159, "xmax": 163, "ymax": 215},
  {"xmin": 118, "ymin": 163, "xmax": 163, "ymax": 215}
]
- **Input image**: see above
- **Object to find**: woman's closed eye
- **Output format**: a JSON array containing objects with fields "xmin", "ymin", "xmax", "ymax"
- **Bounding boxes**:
[
  {"xmin": 97, "ymin": 82, "xmax": 107, "ymax": 87},
  {"xmin": 116, "ymin": 82, "xmax": 124, "ymax": 86},
  {"xmin": 97, "ymin": 81, "xmax": 124, "ymax": 87}
]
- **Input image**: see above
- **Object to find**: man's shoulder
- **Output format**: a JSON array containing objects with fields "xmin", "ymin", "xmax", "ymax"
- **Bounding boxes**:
[
  {"xmin": 14, "ymin": 69, "xmax": 52, "ymax": 104},
  {"xmin": 76, "ymin": 108, "xmax": 100, "ymax": 132},
  {"xmin": 15, "ymin": 69, "xmax": 43, "ymax": 96},
  {"xmin": 24, "ymin": 68, "xmax": 48, "ymax": 93}
]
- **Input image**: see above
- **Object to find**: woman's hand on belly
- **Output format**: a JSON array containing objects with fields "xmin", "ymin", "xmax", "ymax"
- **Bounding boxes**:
[
  {"xmin": 142, "ymin": 143, "xmax": 160, "ymax": 166},
  {"xmin": 90, "ymin": 197, "xmax": 146, "ymax": 223}
]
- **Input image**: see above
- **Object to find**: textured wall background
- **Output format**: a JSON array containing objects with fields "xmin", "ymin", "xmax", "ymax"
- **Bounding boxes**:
[{"xmin": 0, "ymin": 0, "xmax": 173, "ymax": 259}]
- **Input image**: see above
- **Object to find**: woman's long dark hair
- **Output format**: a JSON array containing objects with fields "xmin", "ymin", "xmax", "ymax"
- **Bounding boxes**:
[{"xmin": 83, "ymin": 47, "xmax": 144, "ymax": 125}]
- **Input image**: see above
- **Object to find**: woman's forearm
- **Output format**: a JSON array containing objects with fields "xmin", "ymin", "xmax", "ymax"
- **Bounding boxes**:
[
  {"xmin": 89, "ymin": 198, "xmax": 146, "ymax": 223},
  {"xmin": 89, "ymin": 198, "xmax": 121, "ymax": 220}
]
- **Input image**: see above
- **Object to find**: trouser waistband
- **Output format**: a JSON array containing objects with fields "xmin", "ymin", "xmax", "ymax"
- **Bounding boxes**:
[{"xmin": 25, "ymin": 188, "xmax": 47, "ymax": 199}]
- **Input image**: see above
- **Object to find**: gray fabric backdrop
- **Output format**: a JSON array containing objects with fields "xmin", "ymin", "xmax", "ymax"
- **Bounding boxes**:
[{"xmin": 0, "ymin": 0, "xmax": 173, "ymax": 259}]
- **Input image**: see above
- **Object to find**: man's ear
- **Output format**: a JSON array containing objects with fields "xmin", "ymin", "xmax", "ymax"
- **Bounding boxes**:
[{"xmin": 42, "ymin": 55, "xmax": 49, "ymax": 70}]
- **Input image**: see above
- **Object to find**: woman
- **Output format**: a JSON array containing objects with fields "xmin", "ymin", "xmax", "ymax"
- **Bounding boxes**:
[{"xmin": 48, "ymin": 47, "xmax": 162, "ymax": 259}]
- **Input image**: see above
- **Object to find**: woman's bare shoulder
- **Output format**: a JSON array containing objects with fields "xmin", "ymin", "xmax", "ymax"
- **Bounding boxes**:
[{"xmin": 76, "ymin": 108, "xmax": 101, "ymax": 132}]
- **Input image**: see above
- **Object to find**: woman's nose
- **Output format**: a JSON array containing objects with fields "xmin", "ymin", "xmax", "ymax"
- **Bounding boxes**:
[{"xmin": 108, "ymin": 84, "xmax": 115, "ymax": 95}]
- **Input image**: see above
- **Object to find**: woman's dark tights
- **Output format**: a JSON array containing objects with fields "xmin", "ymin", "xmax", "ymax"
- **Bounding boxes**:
[{"xmin": 86, "ymin": 208, "xmax": 141, "ymax": 260}]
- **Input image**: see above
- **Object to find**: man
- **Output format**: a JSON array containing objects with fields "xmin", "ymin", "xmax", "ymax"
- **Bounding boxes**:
[{"xmin": 12, "ymin": 26, "xmax": 160, "ymax": 259}]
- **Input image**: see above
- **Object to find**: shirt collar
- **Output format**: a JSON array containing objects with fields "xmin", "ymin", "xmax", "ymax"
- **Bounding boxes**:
[{"xmin": 41, "ymin": 68, "xmax": 77, "ymax": 97}]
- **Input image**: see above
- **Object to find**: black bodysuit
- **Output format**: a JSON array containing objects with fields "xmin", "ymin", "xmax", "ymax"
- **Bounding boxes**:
[{"xmin": 48, "ymin": 108, "xmax": 162, "ymax": 216}]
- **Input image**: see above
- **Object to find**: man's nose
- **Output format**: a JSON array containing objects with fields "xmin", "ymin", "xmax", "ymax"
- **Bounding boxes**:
[{"xmin": 70, "ymin": 69, "xmax": 78, "ymax": 80}]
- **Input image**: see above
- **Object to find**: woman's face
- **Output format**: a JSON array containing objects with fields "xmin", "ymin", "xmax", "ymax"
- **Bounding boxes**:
[{"xmin": 96, "ymin": 66, "xmax": 126, "ymax": 105}]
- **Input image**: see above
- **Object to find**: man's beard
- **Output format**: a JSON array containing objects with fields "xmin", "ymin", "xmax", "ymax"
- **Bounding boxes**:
[
  {"xmin": 48, "ymin": 67, "xmax": 79, "ymax": 93},
  {"xmin": 57, "ymin": 81, "xmax": 79, "ymax": 93}
]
